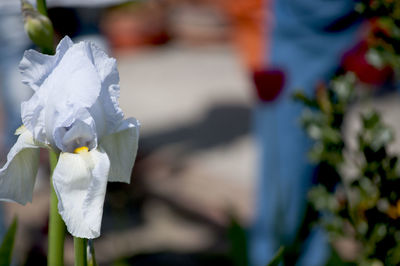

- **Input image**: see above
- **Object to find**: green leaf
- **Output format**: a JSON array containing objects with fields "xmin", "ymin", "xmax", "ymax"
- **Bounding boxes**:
[
  {"xmin": 267, "ymin": 246, "xmax": 284, "ymax": 266},
  {"xmin": 292, "ymin": 91, "xmax": 319, "ymax": 108},
  {"xmin": 0, "ymin": 217, "xmax": 18, "ymax": 266},
  {"xmin": 227, "ymin": 216, "xmax": 248, "ymax": 266},
  {"xmin": 326, "ymin": 247, "xmax": 357, "ymax": 266}
]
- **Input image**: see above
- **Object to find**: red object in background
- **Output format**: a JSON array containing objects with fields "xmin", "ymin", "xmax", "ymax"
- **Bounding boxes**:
[
  {"xmin": 252, "ymin": 69, "xmax": 285, "ymax": 102},
  {"xmin": 341, "ymin": 40, "xmax": 392, "ymax": 86}
]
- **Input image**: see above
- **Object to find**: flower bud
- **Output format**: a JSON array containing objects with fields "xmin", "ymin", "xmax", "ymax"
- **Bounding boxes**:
[{"xmin": 21, "ymin": 0, "xmax": 54, "ymax": 53}]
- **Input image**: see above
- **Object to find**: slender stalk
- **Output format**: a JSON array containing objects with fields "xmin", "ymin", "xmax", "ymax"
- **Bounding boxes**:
[
  {"xmin": 37, "ymin": 0, "xmax": 64, "ymax": 263},
  {"xmin": 48, "ymin": 150, "xmax": 66, "ymax": 266},
  {"xmin": 36, "ymin": 0, "xmax": 48, "ymax": 16},
  {"xmin": 74, "ymin": 237, "xmax": 87, "ymax": 266}
]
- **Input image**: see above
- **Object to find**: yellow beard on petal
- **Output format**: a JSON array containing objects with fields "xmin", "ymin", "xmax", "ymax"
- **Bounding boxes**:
[
  {"xmin": 74, "ymin": 146, "xmax": 89, "ymax": 154},
  {"xmin": 72, "ymin": 146, "xmax": 95, "ymax": 169}
]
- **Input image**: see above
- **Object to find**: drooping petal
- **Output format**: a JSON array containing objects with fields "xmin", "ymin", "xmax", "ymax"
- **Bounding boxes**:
[
  {"xmin": 100, "ymin": 118, "xmax": 140, "ymax": 183},
  {"xmin": 52, "ymin": 148, "xmax": 110, "ymax": 239},
  {"xmin": 0, "ymin": 129, "xmax": 40, "ymax": 204}
]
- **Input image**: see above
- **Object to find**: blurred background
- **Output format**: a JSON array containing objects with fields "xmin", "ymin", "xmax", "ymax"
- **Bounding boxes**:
[{"xmin": 0, "ymin": 0, "xmax": 260, "ymax": 265}]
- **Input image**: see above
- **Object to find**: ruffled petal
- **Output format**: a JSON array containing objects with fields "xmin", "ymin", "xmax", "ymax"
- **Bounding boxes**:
[
  {"xmin": 90, "ymin": 84, "xmax": 124, "ymax": 139},
  {"xmin": 20, "ymin": 36, "xmax": 74, "ymax": 143},
  {"xmin": 0, "ymin": 129, "xmax": 40, "ymax": 204},
  {"xmin": 100, "ymin": 118, "xmax": 140, "ymax": 183},
  {"xmin": 88, "ymin": 42, "xmax": 123, "ymax": 137},
  {"xmin": 19, "ymin": 36, "xmax": 73, "ymax": 91},
  {"xmin": 52, "ymin": 148, "xmax": 110, "ymax": 239},
  {"xmin": 20, "ymin": 36, "xmax": 127, "ymax": 151},
  {"xmin": 42, "ymin": 42, "xmax": 102, "ymax": 145}
]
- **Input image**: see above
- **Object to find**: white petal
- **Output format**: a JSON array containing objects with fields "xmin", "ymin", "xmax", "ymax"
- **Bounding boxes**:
[
  {"xmin": 90, "ymin": 83, "xmax": 124, "ymax": 138},
  {"xmin": 88, "ymin": 42, "xmax": 123, "ymax": 137},
  {"xmin": 0, "ymin": 129, "xmax": 40, "ymax": 204},
  {"xmin": 20, "ymin": 36, "xmax": 74, "ymax": 143},
  {"xmin": 19, "ymin": 36, "xmax": 73, "ymax": 91},
  {"xmin": 21, "ymin": 93, "xmax": 47, "ymax": 143},
  {"xmin": 21, "ymin": 36, "xmax": 105, "ymax": 148},
  {"xmin": 88, "ymin": 41, "xmax": 119, "ymax": 86},
  {"xmin": 20, "ymin": 36, "xmax": 126, "ymax": 152},
  {"xmin": 100, "ymin": 118, "xmax": 140, "ymax": 183},
  {"xmin": 52, "ymin": 148, "xmax": 110, "ymax": 239},
  {"xmin": 43, "ymin": 42, "xmax": 102, "ymax": 144}
]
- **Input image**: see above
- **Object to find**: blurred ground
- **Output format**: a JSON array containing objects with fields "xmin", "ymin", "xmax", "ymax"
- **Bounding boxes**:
[{"xmin": 103, "ymin": 42, "xmax": 256, "ymax": 262}]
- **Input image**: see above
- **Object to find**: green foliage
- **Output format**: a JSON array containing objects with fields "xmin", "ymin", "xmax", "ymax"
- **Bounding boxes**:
[
  {"xmin": 357, "ymin": 0, "xmax": 400, "ymax": 74},
  {"xmin": 227, "ymin": 216, "xmax": 248, "ymax": 266},
  {"xmin": 295, "ymin": 72, "xmax": 400, "ymax": 264},
  {"xmin": 294, "ymin": 1, "xmax": 400, "ymax": 264},
  {"xmin": 266, "ymin": 247, "xmax": 284, "ymax": 266},
  {"xmin": 294, "ymin": 4, "xmax": 400, "ymax": 262},
  {"xmin": 325, "ymin": 247, "xmax": 356, "ymax": 266},
  {"xmin": 0, "ymin": 217, "xmax": 18, "ymax": 266},
  {"xmin": 293, "ymin": 73, "xmax": 356, "ymax": 166}
]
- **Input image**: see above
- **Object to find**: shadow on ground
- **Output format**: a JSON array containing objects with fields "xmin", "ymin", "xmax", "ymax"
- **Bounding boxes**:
[{"xmin": 139, "ymin": 103, "xmax": 251, "ymax": 157}]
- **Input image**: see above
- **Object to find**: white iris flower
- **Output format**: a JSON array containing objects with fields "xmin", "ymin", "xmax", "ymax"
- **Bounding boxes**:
[{"xmin": 0, "ymin": 36, "xmax": 140, "ymax": 239}]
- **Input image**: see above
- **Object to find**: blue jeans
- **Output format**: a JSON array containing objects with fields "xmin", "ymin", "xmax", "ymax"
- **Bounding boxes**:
[{"xmin": 249, "ymin": 1, "xmax": 360, "ymax": 265}]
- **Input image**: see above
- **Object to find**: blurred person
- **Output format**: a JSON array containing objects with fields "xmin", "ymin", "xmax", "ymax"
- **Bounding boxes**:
[{"xmin": 243, "ymin": 1, "xmax": 363, "ymax": 265}]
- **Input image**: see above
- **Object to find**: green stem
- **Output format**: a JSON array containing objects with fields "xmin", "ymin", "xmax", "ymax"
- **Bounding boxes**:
[
  {"xmin": 48, "ymin": 150, "xmax": 66, "ymax": 266},
  {"xmin": 74, "ymin": 237, "xmax": 87, "ymax": 266},
  {"xmin": 36, "ymin": 0, "xmax": 48, "ymax": 16},
  {"xmin": 34, "ymin": 1, "xmax": 65, "ymax": 265}
]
